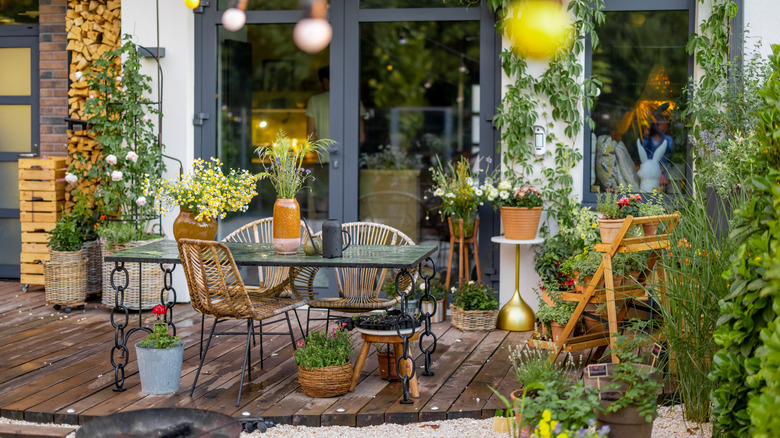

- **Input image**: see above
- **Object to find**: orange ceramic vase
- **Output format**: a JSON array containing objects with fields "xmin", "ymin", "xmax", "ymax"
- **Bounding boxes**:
[
  {"xmin": 273, "ymin": 198, "xmax": 301, "ymax": 255},
  {"xmin": 173, "ymin": 207, "xmax": 218, "ymax": 241}
]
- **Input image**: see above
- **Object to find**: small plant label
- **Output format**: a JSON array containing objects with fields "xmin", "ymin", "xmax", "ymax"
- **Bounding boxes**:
[
  {"xmin": 651, "ymin": 343, "xmax": 663, "ymax": 358},
  {"xmin": 587, "ymin": 363, "xmax": 609, "ymax": 378}
]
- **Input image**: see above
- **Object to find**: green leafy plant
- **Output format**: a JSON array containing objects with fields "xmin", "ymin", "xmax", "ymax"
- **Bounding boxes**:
[
  {"xmin": 96, "ymin": 220, "xmax": 157, "ymax": 250},
  {"xmin": 137, "ymin": 305, "xmax": 181, "ymax": 349},
  {"xmin": 429, "ymin": 156, "xmax": 492, "ymax": 220},
  {"xmin": 535, "ymin": 287, "xmax": 576, "ymax": 330},
  {"xmin": 359, "ymin": 145, "xmax": 421, "ymax": 170},
  {"xmin": 596, "ymin": 185, "xmax": 643, "ymax": 219},
  {"xmin": 637, "ymin": 190, "xmax": 667, "ymax": 217},
  {"xmin": 560, "ymin": 248, "xmax": 600, "ymax": 284},
  {"xmin": 451, "ymin": 281, "xmax": 498, "ymax": 311},
  {"xmin": 48, "ymin": 214, "xmax": 86, "ymax": 252},
  {"xmin": 294, "ymin": 326, "xmax": 353, "ymax": 369},
  {"xmin": 255, "ymin": 130, "xmax": 334, "ymax": 199},
  {"xmin": 415, "ymin": 277, "xmax": 447, "ymax": 301},
  {"xmin": 521, "ymin": 381, "xmax": 601, "ymax": 431},
  {"xmin": 508, "ymin": 345, "xmax": 575, "ymax": 396}
]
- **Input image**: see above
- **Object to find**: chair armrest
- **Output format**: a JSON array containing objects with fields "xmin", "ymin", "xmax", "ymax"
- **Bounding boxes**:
[{"xmin": 289, "ymin": 266, "xmax": 319, "ymax": 301}]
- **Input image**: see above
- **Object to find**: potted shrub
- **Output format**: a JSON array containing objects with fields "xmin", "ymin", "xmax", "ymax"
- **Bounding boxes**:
[
  {"xmin": 561, "ymin": 249, "xmax": 601, "ymax": 292},
  {"xmin": 519, "ymin": 382, "xmax": 602, "ymax": 437},
  {"xmin": 450, "ymin": 281, "xmax": 499, "ymax": 331},
  {"xmin": 295, "ymin": 326, "xmax": 354, "ymax": 397},
  {"xmin": 596, "ymin": 186, "xmax": 644, "ymax": 244},
  {"xmin": 491, "ymin": 183, "xmax": 544, "ymax": 240},
  {"xmin": 534, "ymin": 286, "xmax": 576, "ymax": 341},
  {"xmin": 429, "ymin": 156, "xmax": 493, "ymax": 239},
  {"xmin": 417, "ymin": 277, "xmax": 447, "ymax": 323},
  {"xmin": 44, "ymin": 215, "xmax": 88, "ymax": 312},
  {"xmin": 584, "ymin": 326, "xmax": 662, "ymax": 437},
  {"xmin": 135, "ymin": 304, "xmax": 183, "ymax": 395},
  {"xmin": 637, "ymin": 190, "xmax": 667, "ymax": 235}
]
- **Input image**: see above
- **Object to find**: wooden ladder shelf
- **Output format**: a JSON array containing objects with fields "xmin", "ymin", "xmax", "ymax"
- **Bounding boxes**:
[{"xmin": 528, "ymin": 213, "xmax": 679, "ymax": 363}]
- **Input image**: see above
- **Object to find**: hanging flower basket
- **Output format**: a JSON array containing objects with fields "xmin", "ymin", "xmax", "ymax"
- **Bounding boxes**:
[{"xmin": 500, "ymin": 206, "xmax": 543, "ymax": 240}]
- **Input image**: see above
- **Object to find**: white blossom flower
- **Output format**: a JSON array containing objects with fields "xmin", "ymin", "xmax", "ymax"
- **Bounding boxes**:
[
  {"xmin": 136, "ymin": 196, "xmax": 147, "ymax": 206},
  {"xmin": 466, "ymin": 177, "xmax": 474, "ymax": 186},
  {"xmin": 141, "ymin": 114, "xmax": 149, "ymax": 123},
  {"xmin": 475, "ymin": 189, "xmax": 483, "ymax": 196},
  {"xmin": 487, "ymin": 187, "xmax": 499, "ymax": 201},
  {"xmin": 125, "ymin": 151, "xmax": 138, "ymax": 163},
  {"xmin": 106, "ymin": 154, "xmax": 117, "ymax": 165},
  {"xmin": 498, "ymin": 181, "xmax": 512, "ymax": 191},
  {"xmin": 434, "ymin": 188, "xmax": 444, "ymax": 197},
  {"xmin": 74, "ymin": 71, "xmax": 83, "ymax": 81},
  {"xmin": 446, "ymin": 192, "xmax": 456, "ymax": 198},
  {"xmin": 111, "ymin": 170, "xmax": 123, "ymax": 181},
  {"xmin": 419, "ymin": 283, "xmax": 426, "ymax": 291},
  {"xmin": 64, "ymin": 172, "xmax": 78, "ymax": 183},
  {"xmin": 499, "ymin": 190, "xmax": 510, "ymax": 200}
]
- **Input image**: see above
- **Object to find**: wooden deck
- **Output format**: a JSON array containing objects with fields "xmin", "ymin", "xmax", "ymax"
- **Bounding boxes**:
[{"xmin": 0, "ymin": 280, "xmax": 531, "ymax": 427}]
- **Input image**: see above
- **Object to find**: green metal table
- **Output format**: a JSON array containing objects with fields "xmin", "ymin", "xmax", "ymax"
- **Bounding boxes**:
[{"xmin": 104, "ymin": 239, "xmax": 438, "ymax": 403}]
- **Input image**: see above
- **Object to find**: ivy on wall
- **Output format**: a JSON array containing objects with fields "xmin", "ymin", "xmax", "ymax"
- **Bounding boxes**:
[{"xmin": 488, "ymin": 0, "xmax": 605, "ymax": 233}]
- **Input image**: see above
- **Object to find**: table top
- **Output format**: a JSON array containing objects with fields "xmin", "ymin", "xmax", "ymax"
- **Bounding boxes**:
[
  {"xmin": 491, "ymin": 236, "xmax": 545, "ymax": 245},
  {"xmin": 104, "ymin": 239, "xmax": 438, "ymax": 269}
]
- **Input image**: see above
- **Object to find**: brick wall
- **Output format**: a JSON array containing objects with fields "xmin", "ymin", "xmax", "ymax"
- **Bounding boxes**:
[{"xmin": 38, "ymin": 0, "xmax": 68, "ymax": 157}]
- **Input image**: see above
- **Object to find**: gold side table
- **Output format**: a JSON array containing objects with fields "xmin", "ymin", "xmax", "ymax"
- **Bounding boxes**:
[{"xmin": 491, "ymin": 236, "xmax": 544, "ymax": 331}]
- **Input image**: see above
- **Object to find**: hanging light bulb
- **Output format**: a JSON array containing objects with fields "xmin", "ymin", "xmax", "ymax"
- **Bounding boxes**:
[
  {"xmin": 222, "ymin": 0, "xmax": 247, "ymax": 32},
  {"xmin": 505, "ymin": 0, "xmax": 572, "ymax": 60},
  {"xmin": 184, "ymin": 0, "xmax": 200, "ymax": 9},
  {"xmin": 294, "ymin": 0, "xmax": 331, "ymax": 54}
]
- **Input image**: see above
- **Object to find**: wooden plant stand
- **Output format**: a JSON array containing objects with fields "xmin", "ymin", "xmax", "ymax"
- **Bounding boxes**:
[
  {"xmin": 350, "ymin": 330, "xmax": 420, "ymax": 397},
  {"xmin": 528, "ymin": 213, "xmax": 679, "ymax": 363},
  {"xmin": 444, "ymin": 216, "xmax": 482, "ymax": 290}
]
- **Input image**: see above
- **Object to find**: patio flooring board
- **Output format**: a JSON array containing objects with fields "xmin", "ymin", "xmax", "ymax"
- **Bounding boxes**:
[{"xmin": 0, "ymin": 280, "xmax": 531, "ymax": 427}]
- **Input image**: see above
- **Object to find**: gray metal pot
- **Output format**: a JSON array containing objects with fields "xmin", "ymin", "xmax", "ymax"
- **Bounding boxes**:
[{"xmin": 135, "ymin": 342, "xmax": 184, "ymax": 395}]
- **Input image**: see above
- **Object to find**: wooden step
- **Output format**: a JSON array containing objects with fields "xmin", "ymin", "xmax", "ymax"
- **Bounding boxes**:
[{"xmin": 0, "ymin": 423, "xmax": 75, "ymax": 438}]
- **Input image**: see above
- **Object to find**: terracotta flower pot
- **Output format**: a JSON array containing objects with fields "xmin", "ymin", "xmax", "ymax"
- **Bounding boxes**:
[
  {"xmin": 510, "ymin": 389, "xmax": 532, "ymax": 438},
  {"xmin": 173, "ymin": 207, "xmax": 218, "ymax": 241},
  {"xmin": 596, "ymin": 400, "xmax": 654, "ymax": 438},
  {"xmin": 376, "ymin": 351, "xmax": 399, "ymax": 380},
  {"xmin": 598, "ymin": 218, "xmax": 643, "ymax": 245},
  {"xmin": 272, "ymin": 198, "xmax": 301, "ymax": 255},
  {"xmin": 501, "ymin": 206, "xmax": 543, "ymax": 240},
  {"xmin": 582, "ymin": 303, "xmax": 607, "ymax": 334}
]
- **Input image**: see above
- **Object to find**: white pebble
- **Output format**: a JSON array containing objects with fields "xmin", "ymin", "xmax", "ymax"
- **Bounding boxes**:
[{"xmin": 475, "ymin": 398, "xmax": 480, "ymax": 402}]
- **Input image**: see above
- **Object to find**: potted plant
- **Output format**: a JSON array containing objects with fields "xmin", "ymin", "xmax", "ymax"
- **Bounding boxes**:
[
  {"xmin": 144, "ymin": 157, "xmax": 259, "ymax": 241},
  {"xmin": 295, "ymin": 326, "xmax": 354, "ymax": 397},
  {"xmin": 416, "ymin": 277, "xmax": 447, "ymax": 323},
  {"xmin": 256, "ymin": 130, "xmax": 333, "ymax": 255},
  {"xmin": 637, "ymin": 190, "xmax": 667, "ymax": 235},
  {"xmin": 596, "ymin": 186, "xmax": 645, "ymax": 244},
  {"xmin": 429, "ymin": 156, "xmax": 493, "ymax": 239},
  {"xmin": 450, "ymin": 281, "xmax": 499, "ymax": 331},
  {"xmin": 491, "ymin": 183, "xmax": 544, "ymax": 240},
  {"xmin": 135, "ymin": 304, "xmax": 183, "ymax": 395},
  {"xmin": 359, "ymin": 145, "xmax": 422, "ymax": 241},
  {"xmin": 44, "ymin": 214, "xmax": 88, "ymax": 312},
  {"xmin": 48, "ymin": 214, "xmax": 86, "ymax": 263},
  {"xmin": 519, "ymin": 382, "xmax": 602, "ymax": 436},
  {"xmin": 584, "ymin": 325, "xmax": 662, "ymax": 437},
  {"xmin": 561, "ymin": 249, "xmax": 601, "ymax": 292},
  {"xmin": 373, "ymin": 340, "xmax": 418, "ymax": 380},
  {"xmin": 534, "ymin": 285, "xmax": 576, "ymax": 341},
  {"xmin": 383, "ymin": 279, "xmax": 418, "ymax": 316},
  {"xmin": 354, "ymin": 309, "xmax": 421, "ymax": 333}
]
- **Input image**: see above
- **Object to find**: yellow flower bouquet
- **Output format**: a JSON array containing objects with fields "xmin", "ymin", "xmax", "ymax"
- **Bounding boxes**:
[{"xmin": 144, "ymin": 157, "xmax": 259, "ymax": 222}]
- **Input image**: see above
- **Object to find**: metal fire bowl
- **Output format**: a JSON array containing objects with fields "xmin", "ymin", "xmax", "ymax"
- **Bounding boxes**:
[{"xmin": 76, "ymin": 408, "xmax": 242, "ymax": 438}]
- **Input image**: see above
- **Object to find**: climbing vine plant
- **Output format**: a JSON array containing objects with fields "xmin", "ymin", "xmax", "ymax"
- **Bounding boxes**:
[{"xmin": 488, "ymin": 0, "xmax": 604, "ymax": 234}]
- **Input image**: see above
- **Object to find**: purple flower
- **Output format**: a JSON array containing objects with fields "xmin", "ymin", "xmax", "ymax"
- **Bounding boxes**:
[
  {"xmin": 553, "ymin": 423, "xmax": 561, "ymax": 434},
  {"xmin": 486, "ymin": 156, "xmax": 492, "ymax": 164}
]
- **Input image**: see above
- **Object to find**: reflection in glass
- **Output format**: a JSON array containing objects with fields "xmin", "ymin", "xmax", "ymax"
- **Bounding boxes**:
[
  {"xmin": 0, "ymin": 48, "xmax": 31, "ymax": 95},
  {"xmin": 217, "ymin": 24, "xmax": 329, "ymax": 239},
  {"xmin": 0, "ymin": 105, "xmax": 31, "ymax": 153},
  {"xmin": 218, "ymin": 0, "xmax": 325, "ymax": 11},
  {"xmin": 359, "ymin": 21, "xmax": 479, "ymax": 244},
  {"xmin": 360, "ymin": 0, "xmax": 460, "ymax": 8},
  {"xmin": 590, "ymin": 10, "xmax": 689, "ymax": 194},
  {"xmin": 0, "ymin": 219, "xmax": 21, "ymax": 265},
  {"xmin": 0, "ymin": 1, "xmax": 38, "ymax": 25}
]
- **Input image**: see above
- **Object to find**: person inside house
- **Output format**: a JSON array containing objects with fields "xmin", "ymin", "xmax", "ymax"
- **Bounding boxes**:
[
  {"xmin": 306, "ymin": 66, "xmax": 366, "ymax": 145},
  {"xmin": 640, "ymin": 114, "xmax": 673, "ymax": 167}
]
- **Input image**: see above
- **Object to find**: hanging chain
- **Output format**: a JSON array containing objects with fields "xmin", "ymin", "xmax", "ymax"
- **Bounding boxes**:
[
  {"xmin": 110, "ymin": 262, "xmax": 130, "ymax": 391},
  {"xmin": 417, "ymin": 257, "xmax": 437, "ymax": 376},
  {"xmin": 394, "ymin": 269, "xmax": 416, "ymax": 404},
  {"xmin": 160, "ymin": 263, "xmax": 177, "ymax": 335}
]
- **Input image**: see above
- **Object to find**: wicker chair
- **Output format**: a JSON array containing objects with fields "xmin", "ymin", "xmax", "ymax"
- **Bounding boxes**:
[
  {"xmin": 297, "ymin": 222, "xmax": 417, "ymax": 334},
  {"xmin": 223, "ymin": 218, "xmax": 316, "ymax": 335},
  {"xmin": 178, "ymin": 239, "xmax": 305, "ymax": 406}
]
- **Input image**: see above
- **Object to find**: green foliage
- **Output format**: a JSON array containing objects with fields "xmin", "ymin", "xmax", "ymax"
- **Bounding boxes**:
[
  {"xmin": 637, "ymin": 190, "xmax": 667, "ymax": 217},
  {"xmin": 48, "ymin": 214, "xmax": 86, "ymax": 252},
  {"xmin": 452, "ymin": 281, "xmax": 498, "ymax": 311},
  {"xmin": 74, "ymin": 34, "xmax": 164, "ymax": 217},
  {"xmin": 294, "ymin": 327, "xmax": 353, "ymax": 369},
  {"xmin": 508, "ymin": 345, "xmax": 575, "ymax": 395},
  {"xmin": 359, "ymin": 145, "xmax": 421, "ymax": 170},
  {"xmin": 601, "ymin": 323, "xmax": 662, "ymax": 423},
  {"xmin": 96, "ymin": 220, "xmax": 156, "ymax": 250},
  {"xmin": 533, "ymin": 233, "xmax": 580, "ymax": 290},
  {"xmin": 429, "ymin": 156, "xmax": 491, "ymax": 219},
  {"xmin": 521, "ymin": 381, "xmax": 600, "ymax": 431},
  {"xmin": 596, "ymin": 185, "xmax": 644, "ymax": 219},
  {"xmin": 415, "ymin": 277, "xmax": 448, "ymax": 300},
  {"xmin": 138, "ymin": 321, "xmax": 181, "ymax": 349},
  {"xmin": 561, "ymin": 249, "xmax": 600, "ymax": 283},
  {"xmin": 535, "ymin": 287, "xmax": 575, "ymax": 328}
]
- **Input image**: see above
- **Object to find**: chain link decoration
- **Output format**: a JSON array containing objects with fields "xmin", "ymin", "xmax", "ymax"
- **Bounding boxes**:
[
  {"xmin": 160, "ymin": 264, "xmax": 177, "ymax": 335},
  {"xmin": 110, "ymin": 262, "xmax": 130, "ymax": 392},
  {"xmin": 394, "ymin": 269, "xmax": 416, "ymax": 404},
  {"xmin": 417, "ymin": 257, "xmax": 437, "ymax": 376}
]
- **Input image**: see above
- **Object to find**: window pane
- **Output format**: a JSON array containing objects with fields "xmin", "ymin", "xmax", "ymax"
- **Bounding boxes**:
[
  {"xmin": 0, "ymin": 105, "xmax": 31, "ymax": 153},
  {"xmin": 0, "ymin": 162, "xmax": 20, "ymax": 207},
  {"xmin": 590, "ymin": 10, "xmax": 689, "ymax": 194},
  {"xmin": 0, "ymin": 219, "xmax": 21, "ymax": 266},
  {"xmin": 360, "ymin": 0, "xmax": 460, "ymax": 8},
  {"xmin": 218, "ymin": 0, "xmax": 328, "ymax": 11},
  {"xmin": 0, "ymin": 48, "xmax": 31, "ymax": 95},
  {"xmin": 0, "ymin": 1, "xmax": 38, "ymax": 25},
  {"xmin": 359, "ymin": 21, "xmax": 479, "ymax": 243},
  {"xmin": 216, "ymin": 24, "xmax": 329, "ymax": 239}
]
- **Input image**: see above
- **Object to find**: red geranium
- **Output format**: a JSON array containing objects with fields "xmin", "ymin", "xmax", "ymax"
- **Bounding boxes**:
[{"xmin": 152, "ymin": 304, "xmax": 167, "ymax": 318}]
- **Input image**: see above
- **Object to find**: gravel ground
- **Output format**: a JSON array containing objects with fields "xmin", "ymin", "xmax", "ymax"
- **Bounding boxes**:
[{"xmin": 0, "ymin": 404, "xmax": 712, "ymax": 438}]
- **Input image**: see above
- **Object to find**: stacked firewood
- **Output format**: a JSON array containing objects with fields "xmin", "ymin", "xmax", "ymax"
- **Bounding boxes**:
[{"xmin": 64, "ymin": 0, "xmax": 121, "ymax": 209}]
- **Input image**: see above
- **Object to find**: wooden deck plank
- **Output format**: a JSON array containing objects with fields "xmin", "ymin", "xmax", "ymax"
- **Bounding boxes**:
[{"xmin": 0, "ymin": 423, "xmax": 75, "ymax": 438}]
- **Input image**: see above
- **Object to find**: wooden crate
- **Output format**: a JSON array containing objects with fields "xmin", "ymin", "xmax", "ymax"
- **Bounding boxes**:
[{"xmin": 18, "ymin": 157, "xmax": 67, "ymax": 286}]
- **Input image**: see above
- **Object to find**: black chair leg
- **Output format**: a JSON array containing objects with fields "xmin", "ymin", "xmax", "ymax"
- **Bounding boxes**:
[
  {"xmin": 191, "ymin": 318, "xmax": 218, "ymax": 397},
  {"xmin": 325, "ymin": 309, "xmax": 331, "ymax": 332},
  {"xmin": 199, "ymin": 314, "xmax": 205, "ymax": 360},
  {"xmin": 306, "ymin": 307, "xmax": 311, "ymax": 337},
  {"xmin": 259, "ymin": 321, "xmax": 264, "ymax": 370},
  {"xmin": 292, "ymin": 309, "xmax": 304, "ymax": 341},
  {"xmin": 286, "ymin": 312, "xmax": 296, "ymax": 350},
  {"xmin": 247, "ymin": 319, "xmax": 253, "ymax": 382},
  {"xmin": 237, "ymin": 318, "xmax": 253, "ymax": 407}
]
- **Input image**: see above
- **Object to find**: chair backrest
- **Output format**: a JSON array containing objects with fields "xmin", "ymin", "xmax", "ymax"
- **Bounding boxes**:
[
  {"xmin": 317, "ymin": 222, "xmax": 416, "ymax": 300},
  {"xmin": 222, "ymin": 218, "xmax": 310, "ymax": 289},
  {"xmin": 178, "ymin": 239, "xmax": 253, "ymax": 320}
]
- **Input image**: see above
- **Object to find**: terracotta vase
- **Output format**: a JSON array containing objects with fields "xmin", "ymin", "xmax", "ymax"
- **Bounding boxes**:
[
  {"xmin": 173, "ymin": 208, "xmax": 218, "ymax": 241},
  {"xmin": 510, "ymin": 389, "xmax": 533, "ymax": 438},
  {"xmin": 501, "ymin": 206, "xmax": 543, "ymax": 240},
  {"xmin": 598, "ymin": 218, "xmax": 643, "ymax": 245},
  {"xmin": 273, "ymin": 198, "xmax": 301, "ymax": 255}
]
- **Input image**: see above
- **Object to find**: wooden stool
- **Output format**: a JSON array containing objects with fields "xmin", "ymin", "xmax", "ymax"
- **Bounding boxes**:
[
  {"xmin": 350, "ymin": 330, "xmax": 420, "ymax": 397},
  {"xmin": 444, "ymin": 216, "xmax": 481, "ymax": 290}
]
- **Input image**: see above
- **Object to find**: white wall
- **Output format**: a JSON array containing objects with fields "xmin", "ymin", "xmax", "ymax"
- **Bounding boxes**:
[
  {"xmin": 744, "ymin": 0, "xmax": 779, "ymax": 58},
  {"xmin": 123, "ymin": 0, "xmax": 195, "ymax": 301}
]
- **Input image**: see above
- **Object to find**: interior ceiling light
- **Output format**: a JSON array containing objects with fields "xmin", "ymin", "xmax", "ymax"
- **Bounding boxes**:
[
  {"xmin": 293, "ymin": 0, "xmax": 332, "ymax": 54},
  {"xmin": 222, "ymin": 0, "xmax": 247, "ymax": 32}
]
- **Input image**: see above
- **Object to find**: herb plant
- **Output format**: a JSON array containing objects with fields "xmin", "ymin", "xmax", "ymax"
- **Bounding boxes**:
[
  {"xmin": 415, "ymin": 277, "xmax": 447, "ymax": 300},
  {"xmin": 48, "ymin": 215, "xmax": 86, "ymax": 252},
  {"xmin": 294, "ymin": 326, "xmax": 353, "ymax": 369},
  {"xmin": 508, "ymin": 345, "xmax": 575, "ymax": 395},
  {"xmin": 451, "ymin": 281, "xmax": 498, "ymax": 311}
]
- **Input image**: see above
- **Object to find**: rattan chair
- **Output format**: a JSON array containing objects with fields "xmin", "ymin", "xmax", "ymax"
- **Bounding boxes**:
[
  {"xmin": 223, "ymin": 217, "xmax": 316, "ymax": 335},
  {"xmin": 178, "ymin": 239, "xmax": 305, "ymax": 406},
  {"xmin": 297, "ymin": 222, "xmax": 417, "ymax": 334}
]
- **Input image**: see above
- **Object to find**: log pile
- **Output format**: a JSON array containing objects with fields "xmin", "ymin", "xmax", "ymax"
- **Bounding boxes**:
[{"xmin": 65, "ymin": 0, "xmax": 121, "ymax": 210}]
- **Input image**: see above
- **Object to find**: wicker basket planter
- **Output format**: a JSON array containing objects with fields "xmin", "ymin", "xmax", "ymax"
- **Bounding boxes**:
[
  {"xmin": 297, "ymin": 362, "xmax": 353, "ymax": 397},
  {"xmin": 500, "ymin": 206, "xmax": 543, "ymax": 240},
  {"xmin": 451, "ymin": 305, "xmax": 498, "ymax": 331},
  {"xmin": 82, "ymin": 239, "xmax": 102, "ymax": 295},
  {"xmin": 101, "ymin": 238, "xmax": 168, "ymax": 310},
  {"xmin": 50, "ymin": 249, "xmax": 84, "ymax": 264},
  {"xmin": 44, "ymin": 258, "xmax": 87, "ymax": 309}
]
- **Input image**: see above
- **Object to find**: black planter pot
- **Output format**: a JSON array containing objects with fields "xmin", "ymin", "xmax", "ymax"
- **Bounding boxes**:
[
  {"xmin": 596, "ymin": 399, "xmax": 654, "ymax": 438},
  {"xmin": 354, "ymin": 310, "xmax": 422, "ymax": 332}
]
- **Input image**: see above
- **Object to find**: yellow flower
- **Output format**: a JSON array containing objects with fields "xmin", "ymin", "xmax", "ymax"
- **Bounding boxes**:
[
  {"xmin": 557, "ymin": 434, "xmax": 568, "ymax": 438},
  {"xmin": 542, "ymin": 410, "xmax": 551, "ymax": 422},
  {"xmin": 591, "ymin": 223, "xmax": 597, "ymax": 228}
]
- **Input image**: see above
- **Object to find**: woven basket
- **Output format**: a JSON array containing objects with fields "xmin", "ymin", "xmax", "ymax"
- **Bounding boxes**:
[
  {"xmin": 297, "ymin": 362, "xmax": 353, "ymax": 397},
  {"xmin": 101, "ymin": 238, "xmax": 169, "ymax": 310},
  {"xmin": 50, "ymin": 249, "xmax": 84, "ymax": 265},
  {"xmin": 500, "ymin": 207, "xmax": 543, "ymax": 240},
  {"xmin": 451, "ymin": 305, "xmax": 498, "ymax": 331},
  {"xmin": 82, "ymin": 240, "xmax": 102, "ymax": 295},
  {"xmin": 44, "ymin": 258, "xmax": 87, "ymax": 307}
]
